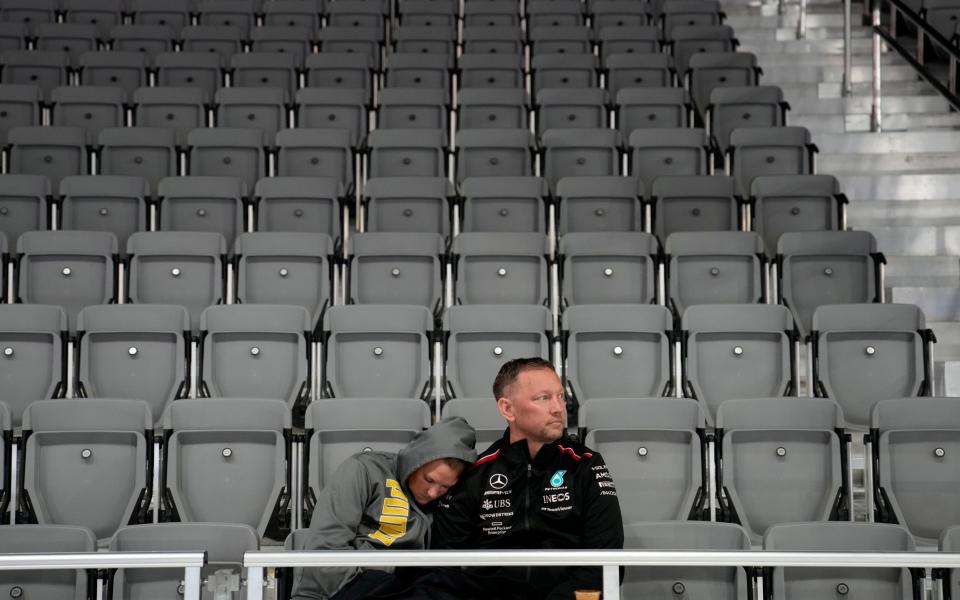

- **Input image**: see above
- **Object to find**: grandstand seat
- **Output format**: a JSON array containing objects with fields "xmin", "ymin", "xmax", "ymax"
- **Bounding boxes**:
[
  {"xmin": 35, "ymin": 24, "xmax": 98, "ymax": 64},
  {"xmin": 0, "ymin": 304, "xmax": 66, "ymax": 428},
  {"xmin": 51, "ymin": 86, "xmax": 125, "ymax": 138},
  {"xmin": 0, "ymin": 50, "xmax": 69, "ymax": 98},
  {"xmin": 64, "ymin": 0, "xmax": 124, "ymax": 37},
  {"xmin": 362, "ymin": 176, "xmax": 453, "ymax": 236},
  {"xmin": 728, "ymin": 126, "xmax": 816, "ymax": 196},
  {"xmin": 383, "ymin": 53, "xmax": 450, "ymax": 93},
  {"xmin": 215, "ymin": 87, "xmax": 289, "ymax": 141},
  {"xmin": 230, "ymin": 52, "xmax": 299, "ymax": 95},
  {"xmin": 777, "ymin": 230, "xmax": 882, "ymax": 337},
  {"xmin": 812, "ymin": 303, "xmax": 932, "ymax": 431},
  {"xmin": 443, "ymin": 305, "xmax": 552, "ymax": 399},
  {"xmin": 529, "ymin": 26, "xmax": 594, "ymax": 55},
  {"xmin": 628, "ymin": 128, "xmax": 709, "ymax": 192},
  {"xmin": 460, "ymin": 176, "xmax": 547, "ymax": 233},
  {"xmin": 670, "ymin": 24, "xmax": 737, "ymax": 75},
  {"xmin": 665, "ymin": 231, "xmax": 766, "ymax": 316},
  {"xmin": 441, "ymin": 398, "xmax": 507, "ymax": 446},
  {"xmin": 560, "ymin": 232, "xmax": 658, "ymax": 306},
  {"xmin": 322, "ymin": 305, "xmax": 434, "ymax": 399},
  {"xmin": 302, "ymin": 397, "xmax": 430, "ymax": 521},
  {"xmin": 457, "ymin": 88, "xmax": 529, "ymax": 130},
  {"xmin": 126, "ymin": 231, "xmax": 226, "ymax": 332},
  {"xmin": 187, "ymin": 127, "xmax": 266, "ymax": 190},
  {"xmin": 181, "ymin": 24, "xmax": 244, "ymax": 58},
  {"xmin": 235, "ymin": 232, "xmax": 334, "ymax": 330},
  {"xmin": 76, "ymin": 304, "xmax": 190, "ymax": 427},
  {"xmin": 687, "ymin": 52, "xmax": 761, "ymax": 117},
  {"xmin": 526, "ymin": 0, "xmax": 585, "ymax": 27},
  {"xmin": 251, "ymin": 26, "xmax": 313, "ymax": 63},
  {"xmin": 8, "ymin": 126, "xmax": 88, "ymax": 188},
  {"xmin": 0, "ymin": 0, "xmax": 58, "ymax": 27},
  {"xmin": 532, "ymin": 53, "xmax": 599, "ymax": 92},
  {"xmin": 650, "ymin": 174, "xmax": 739, "ymax": 239},
  {"xmin": 708, "ymin": 85, "xmax": 788, "ymax": 154},
  {"xmin": 366, "ymin": 128, "xmax": 447, "ymax": 178},
  {"xmin": 77, "ymin": 51, "xmax": 149, "ymax": 96},
  {"xmin": 21, "ymin": 398, "xmax": 152, "ymax": 542},
  {"xmin": 615, "ymin": 87, "xmax": 689, "ymax": 137},
  {"xmin": 535, "ymin": 88, "xmax": 609, "ymax": 136},
  {"xmin": 581, "ymin": 397, "xmax": 705, "ymax": 520},
  {"xmin": 604, "ymin": 53, "xmax": 675, "ymax": 98},
  {"xmin": 461, "ymin": 27, "xmax": 525, "ymax": 55},
  {"xmin": 253, "ymin": 176, "xmax": 344, "ymax": 241},
  {"xmin": 315, "ymin": 29, "xmax": 382, "ymax": 72},
  {"xmin": 198, "ymin": 0, "xmax": 256, "ymax": 32},
  {"xmin": 110, "ymin": 522, "xmax": 259, "ymax": 600},
  {"xmin": 750, "ymin": 174, "xmax": 845, "ymax": 256},
  {"xmin": 16, "ymin": 230, "xmax": 117, "ymax": 330},
  {"xmin": 764, "ymin": 522, "xmax": 916, "ymax": 599},
  {"xmin": 276, "ymin": 128, "xmax": 355, "ymax": 191},
  {"xmin": 870, "ymin": 396, "xmax": 960, "ymax": 546},
  {"xmin": 557, "ymin": 175, "xmax": 643, "ymax": 233},
  {"xmin": 377, "ymin": 87, "xmax": 449, "ymax": 133},
  {"xmin": 455, "ymin": 129, "xmax": 536, "ymax": 182},
  {"xmin": 564, "ymin": 304, "xmax": 674, "ymax": 403},
  {"xmin": 398, "ymin": 0, "xmax": 458, "ymax": 27},
  {"xmin": 325, "ymin": 1, "xmax": 387, "ymax": 38},
  {"xmin": 463, "ymin": 1, "xmax": 521, "ymax": 28},
  {"xmin": 682, "ymin": 304, "xmax": 796, "ymax": 424},
  {"xmin": 97, "ymin": 127, "xmax": 179, "ymax": 191},
  {"xmin": 304, "ymin": 53, "xmax": 375, "ymax": 104},
  {"xmin": 131, "ymin": 0, "xmax": 192, "ymax": 29},
  {"xmin": 622, "ymin": 521, "xmax": 751, "ymax": 598},
  {"xmin": 59, "ymin": 175, "xmax": 149, "ymax": 251},
  {"xmin": 452, "ymin": 232, "xmax": 549, "ymax": 305},
  {"xmin": 155, "ymin": 52, "xmax": 225, "ymax": 98},
  {"xmin": 661, "ymin": 0, "xmax": 724, "ymax": 34},
  {"xmin": 157, "ymin": 176, "xmax": 246, "ymax": 248},
  {"xmin": 295, "ymin": 88, "xmax": 368, "ymax": 148},
  {"xmin": 0, "ymin": 24, "xmax": 26, "ymax": 53},
  {"xmin": 263, "ymin": 0, "xmax": 322, "ymax": 31},
  {"xmin": 597, "ymin": 25, "xmax": 661, "ymax": 61},
  {"xmin": 162, "ymin": 398, "xmax": 291, "ymax": 537},
  {"xmin": 0, "ymin": 525, "xmax": 96, "ymax": 598},
  {"xmin": 0, "ymin": 174, "xmax": 49, "ymax": 247},
  {"xmin": 0, "ymin": 84, "xmax": 41, "ymax": 143},
  {"xmin": 393, "ymin": 26, "xmax": 457, "ymax": 65},
  {"xmin": 133, "ymin": 87, "xmax": 208, "ymax": 145},
  {"xmin": 347, "ymin": 232, "xmax": 444, "ymax": 312},
  {"xmin": 590, "ymin": 1, "xmax": 651, "ymax": 32},
  {"xmin": 109, "ymin": 24, "xmax": 175, "ymax": 59},
  {"xmin": 541, "ymin": 128, "xmax": 621, "ymax": 190}
]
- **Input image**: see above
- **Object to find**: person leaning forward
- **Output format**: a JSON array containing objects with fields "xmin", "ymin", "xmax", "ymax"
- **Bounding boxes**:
[{"xmin": 290, "ymin": 416, "xmax": 477, "ymax": 600}]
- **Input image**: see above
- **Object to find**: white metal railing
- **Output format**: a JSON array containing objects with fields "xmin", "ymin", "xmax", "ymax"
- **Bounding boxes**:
[
  {"xmin": 0, "ymin": 551, "xmax": 207, "ymax": 600},
  {"xmin": 243, "ymin": 549, "xmax": 960, "ymax": 600}
]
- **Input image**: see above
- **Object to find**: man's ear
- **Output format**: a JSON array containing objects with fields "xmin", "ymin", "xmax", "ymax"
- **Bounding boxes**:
[{"xmin": 497, "ymin": 397, "xmax": 514, "ymax": 423}]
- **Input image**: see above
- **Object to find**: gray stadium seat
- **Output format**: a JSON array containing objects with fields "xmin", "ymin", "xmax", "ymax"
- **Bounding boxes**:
[
  {"xmin": 251, "ymin": 26, "xmax": 313, "ymax": 63},
  {"xmin": 532, "ymin": 53, "xmax": 599, "ymax": 92},
  {"xmin": 51, "ymin": 86, "xmax": 125, "ymax": 138},
  {"xmin": 126, "ymin": 231, "xmax": 226, "ymax": 332},
  {"xmin": 622, "ymin": 521, "xmax": 751, "ymax": 598},
  {"xmin": 323, "ymin": 305, "xmax": 434, "ymax": 399},
  {"xmin": 604, "ymin": 53, "xmax": 674, "ymax": 98},
  {"xmin": 0, "ymin": 23, "xmax": 27, "ymax": 52},
  {"xmin": 687, "ymin": 52, "xmax": 760, "ymax": 118},
  {"xmin": 463, "ymin": 1, "xmax": 521, "ymax": 27},
  {"xmin": 456, "ymin": 88, "xmax": 530, "ymax": 130},
  {"xmin": 198, "ymin": 0, "xmax": 256, "ymax": 31},
  {"xmin": 665, "ymin": 231, "xmax": 766, "ymax": 316},
  {"xmin": 77, "ymin": 51, "xmax": 149, "ymax": 97},
  {"xmin": 264, "ymin": 0, "xmax": 322, "ymax": 31},
  {"xmin": 728, "ymin": 126, "xmax": 816, "ymax": 196},
  {"xmin": 234, "ymin": 232, "xmax": 333, "ymax": 330},
  {"xmin": 21, "ymin": 398, "xmax": 151, "ymax": 542},
  {"xmin": 230, "ymin": 52, "xmax": 299, "ymax": 94},
  {"xmin": 317, "ymin": 26, "xmax": 383, "ymax": 71},
  {"xmin": 17, "ymin": 230, "xmax": 117, "ymax": 330},
  {"xmin": 383, "ymin": 53, "xmax": 450, "ymax": 93},
  {"xmin": 541, "ymin": 128, "xmax": 621, "ymax": 191},
  {"xmin": 441, "ymin": 398, "xmax": 507, "ymax": 446},
  {"xmin": 303, "ymin": 397, "xmax": 430, "ymax": 519},
  {"xmin": 458, "ymin": 53, "xmax": 525, "ymax": 89},
  {"xmin": 98, "ymin": 127, "xmax": 179, "ymax": 191},
  {"xmin": 750, "ymin": 174, "xmax": 845, "ymax": 256},
  {"xmin": 535, "ymin": 88, "xmax": 609, "ymax": 136},
  {"xmin": 581, "ymin": 397, "xmax": 705, "ymax": 520},
  {"xmin": 133, "ymin": 87, "xmax": 208, "ymax": 145},
  {"xmin": 215, "ymin": 87, "xmax": 289, "ymax": 141},
  {"xmin": 393, "ymin": 25, "xmax": 457, "ymax": 65},
  {"xmin": 157, "ymin": 176, "xmax": 246, "ymax": 248},
  {"xmin": 941, "ymin": 526, "xmax": 960, "ymax": 598},
  {"xmin": 347, "ymin": 232, "xmax": 444, "ymax": 312},
  {"xmin": 109, "ymin": 24, "xmax": 175, "ymax": 59},
  {"xmin": 764, "ymin": 522, "xmax": 916, "ymax": 600},
  {"xmin": 597, "ymin": 25, "xmax": 661, "ymax": 61},
  {"xmin": 460, "ymin": 176, "xmax": 547, "ymax": 233},
  {"xmin": 871, "ymin": 397, "xmax": 960, "ymax": 546},
  {"xmin": 615, "ymin": 87, "xmax": 689, "ymax": 138},
  {"xmin": 181, "ymin": 24, "xmax": 244, "ymax": 58},
  {"xmin": 0, "ymin": 305, "xmax": 66, "ymax": 429},
  {"xmin": 717, "ymin": 397, "xmax": 847, "ymax": 542},
  {"xmin": 590, "ymin": 1, "xmax": 651, "ymax": 32},
  {"xmin": 452, "ymin": 232, "xmax": 549, "ymax": 305},
  {"xmin": 8, "ymin": 126, "xmax": 88, "ymax": 188},
  {"xmin": 110, "ymin": 522, "xmax": 259, "ymax": 600},
  {"xmin": 628, "ymin": 128, "xmax": 709, "ymax": 192},
  {"xmin": 325, "ymin": 1, "xmax": 387, "ymax": 38},
  {"xmin": 59, "ymin": 175, "xmax": 149, "ymax": 253},
  {"xmin": 295, "ymin": 88, "xmax": 368, "ymax": 148},
  {"xmin": 377, "ymin": 87, "xmax": 449, "ymax": 134},
  {"xmin": 557, "ymin": 175, "xmax": 643, "ymax": 234},
  {"xmin": 0, "ymin": 0, "xmax": 58, "ymax": 27},
  {"xmin": 399, "ymin": 0, "xmax": 458, "ymax": 27},
  {"xmin": 777, "ymin": 230, "xmax": 881, "ymax": 337},
  {"xmin": 651, "ymin": 174, "xmax": 739, "ymax": 239},
  {"xmin": 155, "ymin": 52, "xmax": 225, "ymax": 98},
  {"xmin": 65, "ymin": 0, "xmax": 124, "ymax": 37},
  {"xmin": 305, "ymin": 53, "xmax": 375, "ymax": 101},
  {"xmin": 162, "ymin": 398, "xmax": 291, "ymax": 537},
  {"xmin": 564, "ymin": 304, "xmax": 674, "ymax": 403},
  {"xmin": 363, "ymin": 177, "xmax": 453, "ymax": 236},
  {"xmin": 76, "ymin": 304, "xmax": 190, "ymax": 427},
  {"xmin": 187, "ymin": 128, "xmax": 265, "ymax": 190},
  {"xmin": 0, "ymin": 525, "xmax": 96, "ymax": 599},
  {"xmin": 0, "ymin": 51, "xmax": 69, "ymax": 99},
  {"xmin": 708, "ymin": 85, "xmax": 788, "ymax": 154},
  {"xmin": 670, "ymin": 24, "xmax": 736, "ymax": 75},
  {"xmin": 254, "ymin": 176, "xmax": 344, "ymax": 241},
  {"xmin": 526, "ymin": 0, "xmax": 585, "ymax": 27},
  {"xmin": 367, "ymin": 129, "xmax": 447, "ymax": 178},
  {"xmin": 529, "ymin": 25, "xmax": 594, "ymax": 55},
  {"xmin": 682, "ymin": 304, "xmax": 796, "ymax": 424},
  {"xmin": 35, "ymin": 23, "xmax": 98, "ymax": 64},
  {"xmin": 0, "ymin": 174, "xmax": 49, "ymax": 247},
  {"xmin": 0, "ymin": 84, "xmax": 41, "ymax": 143},
  {"xmin": 455, "ymin": 129, "xmax": 535, "ymax": 183},
  {"xmin": 443, "ymin": 305, "xmax": 552, "ymax": 399},
  {"xmin": 461, "ymin": 26, "xmax": 524, "ymax": 54},
  {"xmin": 276, "ymin": 128, "xmax": 355, "ymax": 191},
  {"xmin": 131, "ymin": 0, "xmax": 192, "ymax": 29},
  {"xmin": 560, "ymin": 232, "xmax": 659, "ymax": 306}
]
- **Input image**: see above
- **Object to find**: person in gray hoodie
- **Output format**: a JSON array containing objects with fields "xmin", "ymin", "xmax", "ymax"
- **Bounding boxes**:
[{"xmin": 291, "ymin": 416, "xmax": 477, "ymax": 600}]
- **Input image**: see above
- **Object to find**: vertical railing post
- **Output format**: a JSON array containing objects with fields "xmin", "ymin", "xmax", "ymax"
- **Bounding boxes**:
[
  {"xmin": 797, "ymin": 0, "xmax": 807, "ymax": 39},
  {"xmin": 183, "ymin": 566, "xmax": 203, "ymax": 600},
  {"xmin": 870, "ymin": 0, "xmax": 883, "ymax": 131},
  {"xmin": 842, "ymin": 0, "xmax": 853, "ymax": 95},
  {"xmin": 247, "ymin": 567, "xmax": 265, "ymax": 600},
  {"xmin": 602, "ymin": 564, "xmax": 621, "ymax": 600}
]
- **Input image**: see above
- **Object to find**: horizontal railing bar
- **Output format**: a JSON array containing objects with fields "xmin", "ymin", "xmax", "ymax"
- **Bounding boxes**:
[
  {"xmin": 885, "ymin": 0, "xmax": 960, "ymax": 58},
  {"xmin": 0, "ymin": 552, "xmax": 207, "ymax": 570},
  {"xmin": 244, "ymin": 550, "xmax": 960, "ymax": 569}
]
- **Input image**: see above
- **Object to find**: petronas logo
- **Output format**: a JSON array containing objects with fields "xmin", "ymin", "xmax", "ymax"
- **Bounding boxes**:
[{"xmin": 550, "ymin": 470, "xmax": 567, "ymax": 487}]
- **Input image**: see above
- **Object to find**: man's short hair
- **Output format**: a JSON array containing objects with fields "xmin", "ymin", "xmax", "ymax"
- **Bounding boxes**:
[{"xmin": 492, "ymin": 357, "xmax": 555, "ymax": 400}]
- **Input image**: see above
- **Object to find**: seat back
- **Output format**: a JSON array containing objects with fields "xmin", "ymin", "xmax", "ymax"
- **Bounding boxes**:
[
  {"xmin": 60, "ymin": 175, "xmax": 149, "ymax": 253},
  {"xmin": 377, "ymin": 87, "xmax": 448, "ymax": 133},
  {"xmin": 629, "ymin": 128, "xmax": 708, "ymax": 191},
  {"xmin": 0, "ymin": 524, "xmax": 96, "ymax": 600},
  {"xmin": 187, "ymin": 127, "xmax": 265, "ymax": 191},
  {"xmin": 275, "ymin": 128, "xmax": 356, "ymax": 189},
  {"xmin": 132, "ymin": 86, "xmax": 207, "ymax": 145},
  {"xmin": 362, "ymin": 176, "xmax": 453, "ymax": 236},
  {"xmin": 541, "ymin": 128, "xmax": 621, "ymax": 191},
  {"xmin": 615, "ymin": 87, "xmax": 688, "ymax": 140},
  {"xmin": 652, "ymin": 175, "xmax": 739, "ymax": 240},
  {"xmin": 709, "ymin": 85, "xmax": 785, "ymax": 153},
  {"xmin": 158, "ymin": 175, "xmax": 246, "ymax": 250},
  {"xmin": 0, "ymin": 83, "xmax": 42, "ymax": 149},
  {"xmin": 0, "ymin": 305, "xmax": 65, "ymax": 428},
  {"xmin": 295, "ymin": 88, "xmax": 367, "ymax": 147},
  {"xmin": 98, "ymin": 127, "xmax": 179, "ymax": 191},
  {"xmin": 557, "ymin": 175, "xmax": 643, "ymax": 234},
  {"xmin": 453, "ymin": 232, "xmax": 549, "ymax": 305},
  {"xmin": 441, "ymin": 398, "xmax": 507, "ymax": 447},
  {"xmin": 455, "ymin": 129, "xmax": 535, "ymax": 182},
  {"xmin": 348, "ymin": 232, "xmax": 444, "ymax": 312},
  {"xmin": 254, "ymin": 176, "xmax": 343, "ymax": 240},
  {"xmin": 0, "ymin": 173, "xmax": 49, "ymax": 248},
  {"xmin": 215, "ymin": 87, "xmax": 289, "ymax": 142},
  {"xmin": 560, "ymin": 232, "xmax": 658, "ymax": 306},
  {"xmin": 751, "ymin": 174, "xmax": 843, "ymax": 255},
  {"xmin": 51, "ymin": 85, "xmax": 125, "ymax": 138},
  {"xmin": 460, "ymin": 176, "xmax": 546, "ymax": 233},
  {"xmin": 8, "ymin": 125, "xmax": 88, "ymax": 188},
  {"xmin": 688, "ymin": 52, "xmax": 759, "ymax": 116},
  {"xmin": 729, "ymin": 126, "xmax": 813, "ymax": 196}
]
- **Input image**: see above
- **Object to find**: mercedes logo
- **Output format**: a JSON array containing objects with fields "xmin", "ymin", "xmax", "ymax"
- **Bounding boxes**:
[{"xmin": 489, "ymin": 473, "xmax": 508, "ymax": 490}]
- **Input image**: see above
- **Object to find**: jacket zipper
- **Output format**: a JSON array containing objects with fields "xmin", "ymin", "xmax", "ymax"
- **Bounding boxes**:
[{"xmin": 523, "ymin": 462, "xmax": 533, "ymax": 583}]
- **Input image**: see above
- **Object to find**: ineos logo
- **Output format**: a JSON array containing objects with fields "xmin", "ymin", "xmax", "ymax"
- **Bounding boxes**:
[{"xmin": 489, "ymin": 473, "xmax": 508, "ymax": 490}]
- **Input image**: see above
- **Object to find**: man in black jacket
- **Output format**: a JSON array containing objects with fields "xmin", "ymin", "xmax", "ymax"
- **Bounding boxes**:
[{"xmin": 402, "ymin": 357, "xmax": 624, "ymax": 600}]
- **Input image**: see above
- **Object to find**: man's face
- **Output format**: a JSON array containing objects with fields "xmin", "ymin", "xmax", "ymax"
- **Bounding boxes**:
[
  {"xmin": 406, "ymin": 459, "xmax": 463, "ymax": 506},
  {"xmin": 498, "ymin": 367, "xmax": 566, "ymax": 446}
]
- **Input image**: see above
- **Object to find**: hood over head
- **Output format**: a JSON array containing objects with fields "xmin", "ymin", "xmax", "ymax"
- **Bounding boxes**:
[{"xmin": 397, "ymin": 416, "xmax": 477, "ymax": 484}]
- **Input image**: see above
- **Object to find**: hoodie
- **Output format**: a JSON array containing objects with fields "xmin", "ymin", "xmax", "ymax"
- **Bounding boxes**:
[{"xmin": 292, "ymin": 416, "xmax": 477, "ymax": 600}]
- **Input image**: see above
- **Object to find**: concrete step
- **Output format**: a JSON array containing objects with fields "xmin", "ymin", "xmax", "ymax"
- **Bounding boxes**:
[
  {"xmin": 866, "ymin": 225, "xmax": 960, "ymax": 255},
  {"xmin": 848, "ymin": 200, "xmax": 960, "ymax": 226},
  {"xmin": 734, "ymin": 26, "xmax": 874, "ymax": 41},
  {"xmin": 725, "ymin": 12, "xmax": 865, "ymax": 28},
  {"xmin": 760, "ymin": 64, "xmax": 920, "ymax": 84},
  {"xmin": 815, "ymin": 79, "xmax": 937, "ymax": 97},
  {"xmin": 814, "ymin": 130, "xmax": 960, "ymax": 153},
  {"xmin": 885, "ymin": 255, "xmax": 960, "ymax": 288},
  {"xmin": 945, "ymin": 359, "xmax": 960, "ymax": 395},
  {"xmin": 739, "ymin": 37, "xmax": 878, "ymax": 54},
  {"xmin": 786, "ymin": 95, "xmax": 951, "ymax": 115},
  {"xmin": 818, "ymin": 152, "xmax": 960, "ymax": 173},
  {"xmin": 758, "ymin": 53, "xmax": 905, "ymax": 67},
  {"xmin": 835, "ymin": 174, "xmax": 960, "ymax": 202},
  {"xmin": 891, "ymin": 287, "xmax": 960, "ymax": 321},
  {"xmin": 790, "ymin": 112, "xmax": 960, "ymax": 133}
]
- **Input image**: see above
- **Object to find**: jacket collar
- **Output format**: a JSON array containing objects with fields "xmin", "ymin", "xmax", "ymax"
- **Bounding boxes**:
[{"xmin": 492, "ymin": 428, "xmax": 568, "ymax": 467}]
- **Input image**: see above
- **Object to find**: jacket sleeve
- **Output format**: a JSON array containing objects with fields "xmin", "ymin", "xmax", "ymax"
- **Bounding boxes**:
[
  {"xmin": 291, "ymin": 456, "xmax": 377, "ymax": 600},
  {"xmin": 546, "ymin": 452, "xmax": 624, "ymax": 600},
  {"xmin": 430, "ymin": 473, "xmax": 479, "ymax": 549}
]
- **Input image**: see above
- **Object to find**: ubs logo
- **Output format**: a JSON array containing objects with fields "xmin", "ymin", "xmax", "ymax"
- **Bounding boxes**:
[{"xmin": 489, "ymin": 473, "xmax": 508, "ymax": 490}]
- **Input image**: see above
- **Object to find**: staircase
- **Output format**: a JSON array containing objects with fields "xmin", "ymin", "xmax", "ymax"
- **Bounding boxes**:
[{"xmin": 722, "ymin": 0, "xmax": 960, "ymax": 396}]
